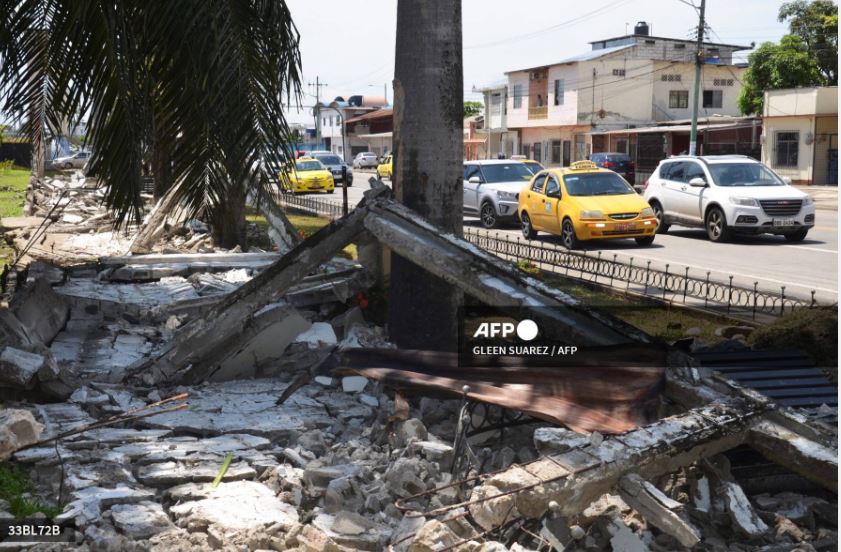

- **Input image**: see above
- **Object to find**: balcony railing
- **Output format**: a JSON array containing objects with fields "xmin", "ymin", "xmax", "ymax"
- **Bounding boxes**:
[{"xmin": 528, "ymin": 106, "xmax": 548, "ymax": 120}]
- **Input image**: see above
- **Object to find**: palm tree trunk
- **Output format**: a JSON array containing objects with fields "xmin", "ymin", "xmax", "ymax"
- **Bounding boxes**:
[
  {"xmin": 211, "ymin": 188, "xmax": 248, "ymax": 250},
  {"xmin": 388, "ymin": 0, "xmax": 464, "ymax": 350}
]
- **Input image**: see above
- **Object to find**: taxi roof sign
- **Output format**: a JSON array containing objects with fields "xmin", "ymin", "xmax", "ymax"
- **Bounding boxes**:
[{"xmin": 570, "ymin": 160, "xmax": 597, "ymax": 170}]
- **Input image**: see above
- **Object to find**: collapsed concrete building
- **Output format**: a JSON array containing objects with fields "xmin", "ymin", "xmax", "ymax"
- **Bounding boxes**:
[{"xmin": 0, "ymin": 174, "xmax": 836, "ymax": 551}]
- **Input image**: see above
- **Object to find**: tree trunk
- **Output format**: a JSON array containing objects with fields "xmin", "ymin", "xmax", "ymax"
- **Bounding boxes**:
[
  {"xmin": 211, "ymin": 188, "xmax": 247, "ymax": 250},
  {"xmin": 388, "ymin": 0, "xmax": 464, "ymax": 351}
]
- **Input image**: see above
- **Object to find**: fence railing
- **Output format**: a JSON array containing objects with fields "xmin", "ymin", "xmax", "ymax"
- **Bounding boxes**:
[
  {"xmin": 276, "ymin": 195, "xmax": 821, "ymax": 318},
  {"xmin": 276, "ymin": 191, "xmax": 345, "ymax": 220},
  {"xmin": 464, "ymin": 228, "xmax": 819, "ymax": 319}
]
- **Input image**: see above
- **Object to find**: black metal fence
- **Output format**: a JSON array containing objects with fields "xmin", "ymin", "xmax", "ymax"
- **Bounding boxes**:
[
  {"xmin": 276, "ymin": 192, "xmax": 344, "ymax": 220},
  {"xmin": 275, "ymin": 195, "xmax": 823, "ymax": 319},
  {"xmin": 464, "ymin": 228, "xmax": 819, "ymax": 319}
]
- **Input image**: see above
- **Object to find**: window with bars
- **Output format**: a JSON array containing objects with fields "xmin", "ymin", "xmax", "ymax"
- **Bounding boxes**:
[
  {"xmin": 712, "ymin": 78, "xmax": 735, "ymax": 87},
  {"xmin": 553, "ymin": 79, "xmax": 564, "ymax": 106},
  {"xmin": 702, "ymin": 89, "xmax": 723, "ymax": 108},
  {"xmin": 513, "ymin": 85, "xmax": 523, "ymax": 109},
  {"xmin": 612, "ymin": 68, "xmax": 625, "ymax": 77},
  {"xmin": 775, "ymin": 132, "xmax": 799, "ymax": 167},
  {"xmin": 661, "ymin": 74, "xmax": 682, "ymax": 82},
  {"xmin": 669, "ymin": 90, "xmax": 689, "ymax": 108}
]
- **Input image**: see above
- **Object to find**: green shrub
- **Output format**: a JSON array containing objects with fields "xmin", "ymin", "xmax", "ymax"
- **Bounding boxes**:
[
  {"xmin": 748, "ymin": 307, "xmax": 837, "ymax": 368},
  {"xmin": 0, "ymin": 463, "xmax": 62, "ymax": 518}
]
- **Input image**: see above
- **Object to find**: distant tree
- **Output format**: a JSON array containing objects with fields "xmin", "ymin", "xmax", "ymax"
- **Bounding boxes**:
[
  {"xmin": 779, "ymin": 0, "xmax": 838, "ymax": 85},
  {"xmin": 463, "ymin": 101, "xmax": 483, "ymax": 118},
  {"xmin": 737, "ymin": 36, "xmax": 822, "ymax": 115}
]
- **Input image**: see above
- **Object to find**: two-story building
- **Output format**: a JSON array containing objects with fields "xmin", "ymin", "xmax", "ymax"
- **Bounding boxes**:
[
  {"xmin": 313, "ymin": 95, "xmax": 389, "ymax": 159},
  {"xmin": 479, "ymin": 23, "xmax": 751, "ymax": 173}
]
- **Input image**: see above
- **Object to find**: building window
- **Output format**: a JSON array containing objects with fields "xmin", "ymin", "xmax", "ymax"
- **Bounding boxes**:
[
  {"xmin": 513, "ymin": 85, "xmax": 523, "ymax": 109},
  {"xmin": 551, "ymin": 140, "xmax": 561, "ymax": 164},
  {"xmin": 533, "ymin": 142, "xmax": 542, "ymax": 163},
  {"xmin": 674, "ymin": 43, "xmax": 686, "ymax": 49},
  {"xmin": 612, "ymin": 68, "xmax": 625, "ymax": 77},
  {"xmin": 553, "ymin": 79, "xmax": 564, "ymax": 106},
  {"xmin": 702, "ymin": 90, "xmax": 722, "ymax": 108},
  {"xmin": 669, "ymin": 90, "xmax": 689, "ymax": 109},
  {"xmin": 775, "ymin": 132, "xmax": 799, "ymax": 167},
  {"xmin": 322, "ymin": 118, "xmax": 326, "ymax": 126},
  {"xmin": 615, "ymin": 139, "xmax": 628, "ymax": 154},
  {"xmin": 490, "ymin": 92, "xmax": 502, "ymax": 115},
  {"xmin": 713, "ymin": 78, "xmax": 734, "ymax": 87},
  {"xmin": 661, "ymin": 74, "xmax": 682, "ymax": 82}
]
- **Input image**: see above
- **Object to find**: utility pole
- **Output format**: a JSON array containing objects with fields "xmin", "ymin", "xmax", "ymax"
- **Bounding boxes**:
[
  {"xmin": 308, "ymin": 77, "xmax": 328, "ymax": 148},
  {"xmin": 688, "ymin": 0, "xmax": 706, "ymax": 156}
]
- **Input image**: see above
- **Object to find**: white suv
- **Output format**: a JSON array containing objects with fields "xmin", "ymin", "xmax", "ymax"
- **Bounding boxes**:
[
  {"xmin": 463, "ymin": 160, "xmax": 534, "ymax": 228},
  {"xmin": 643, "ymin": 155, "xmax": 815, "ymax": 242}
]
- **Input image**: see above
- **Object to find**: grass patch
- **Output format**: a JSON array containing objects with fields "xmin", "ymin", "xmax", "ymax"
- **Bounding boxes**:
[
  {"xmin": 0, "ymin": 168, "xmax": 28, "ymax": 266},
  {"xmin": 0, "ymin": 168, "xmax": 29, "ymax": 219},
  {"xmin": 246, "ymin": 208, "xmax": 356, "ymax": 259},
  {"xmin": 749, "ymin": 307, "xmax": 837, "ymax": 373},
  {"xmin": 0, "ymin": 463, "xmax": 62, "ymax": 518}
]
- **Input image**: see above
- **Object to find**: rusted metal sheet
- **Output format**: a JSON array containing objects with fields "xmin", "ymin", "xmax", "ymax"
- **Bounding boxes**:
[{"xmin": 328, "ymin": 348, "xmax": 666, "ymax": 433}]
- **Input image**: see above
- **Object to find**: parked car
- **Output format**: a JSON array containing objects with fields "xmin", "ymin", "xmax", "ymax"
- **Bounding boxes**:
[
  {"xmin": 310, "ymin": 152, "xmax": 353, "ymax": 186},
  {"xmin": 51, "ymin": 150, "xmax": 91, "ymax": 169},
  {"xmin": 463, "ymin": 160, "xmax": 535, "ymax": 229},
  {"xmin": 352, "ymin": 152, "xmax": 379, "ymax": 169},
  {"xmin": 519, "ymin": 159, "xmax": 544, "ymax": 174},
  {"xmin": 643, "ymin": 155, "xmax": 815, "ymax": 242},
  {"xmin": 280, "ymin": 157, "xmax": 334, "ymax": 194},
  {"xmin": 377, "ymin": 155, "xmax": 393, "ymax": 179},
  {"xmin": 589, "ymin": 152, "xmax": 635, "ymax": 185},
  {"xmin": 518, "ymin": 160, "xmax": 657, "ymax": 248}
]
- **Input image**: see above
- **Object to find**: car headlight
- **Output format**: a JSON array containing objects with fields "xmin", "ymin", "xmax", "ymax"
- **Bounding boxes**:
[
  {"xmin": 580, "ymin": 210, "xmax": 605, "ymax": 220},
  {"xmin": 639, "ymin": 207, "xmax": 654, "ymax": 218},
  {"xmin": 497, "ymin": 190, "xmax": 518, "ymax": 201},
  {"xmin": 802, "ymin": 195, "xmax": 814, "ymax": 205},
  {"xmin": 729, "ymin": 196, "xmax": 758, "ymax": 207}
]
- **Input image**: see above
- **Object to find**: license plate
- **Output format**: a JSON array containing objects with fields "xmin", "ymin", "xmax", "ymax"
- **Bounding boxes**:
[
  {"xmin": 309, "ymin": 184, "xmax": 322, "ymax": 189},
  {"xmin": 615, "ymin": 222, "xmax": 635, "ymax": 231},
  {"xmin": 772, "ymin": 218, "xmax": 795, "ymax": 227}
]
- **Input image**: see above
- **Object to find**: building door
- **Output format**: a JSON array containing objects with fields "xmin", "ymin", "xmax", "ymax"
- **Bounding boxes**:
[
  {"xmin": 550, "ymin": 140, "xmax": 561, "ymax": 165},
  {"xmin": 562, "ymin": 140, "xmax": 571, "ymax": 166},
  {"xmin": 827, "ymin": 135, "xmax": 837, "ymax": 186}
]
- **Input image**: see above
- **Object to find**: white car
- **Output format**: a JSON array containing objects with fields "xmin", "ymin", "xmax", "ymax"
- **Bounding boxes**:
[
  {"xmin": 643, "ymin": 155, "xmax": 815, "ymax": 242},
  {"xmin": 51, "ymin": 150, "xmax": 91, "ymax": 169},
  {"xmin": 463, "ymin": 160, "xmax": 534, "ymax": 228},
  {"xmin": 352, "ymin": 152, "xmax": 378, "ymax": 169}
]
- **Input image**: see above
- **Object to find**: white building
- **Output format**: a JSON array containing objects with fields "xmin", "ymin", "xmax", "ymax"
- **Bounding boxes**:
[
  {"xmin": 478, "ymin": 23, "xmax": 750, "ymax": 167},
  {"xmin": 761, "ymin": 86, "xmax": 838, "ymax": 186},
  {"xmin": 313, "ymin": 95, "xmax": 388, "ymax": 160}
]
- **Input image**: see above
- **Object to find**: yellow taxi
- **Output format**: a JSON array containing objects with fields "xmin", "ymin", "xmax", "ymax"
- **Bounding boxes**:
[
  {"xmin": 519, "ymin": 159, "xmax": 544, "ymax": 174},
  {"xmin": 518, "ymin": 161, "xmax": 657, "ymax": 248},
  {"xmin": 282, "ymin": 157, "xmax": 335, "ymax": 194},
  {"xmin": 376, "ymin": 155, "xmax": 392, "ymax": 179}
]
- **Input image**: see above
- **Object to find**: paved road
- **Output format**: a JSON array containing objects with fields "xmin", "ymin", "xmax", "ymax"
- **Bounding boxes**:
[{"xmin": 323, "ymin": 171, "xmax": 838, "ymax": 304}]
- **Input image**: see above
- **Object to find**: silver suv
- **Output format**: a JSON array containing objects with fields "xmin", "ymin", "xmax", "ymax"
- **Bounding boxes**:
[
  {"xmin": 463, "ymin": 160, "xmax": 534, "ymax": 228},
  {"xmin": 643, "ymin": 155, "xmax": 815, "ymax": 242}
]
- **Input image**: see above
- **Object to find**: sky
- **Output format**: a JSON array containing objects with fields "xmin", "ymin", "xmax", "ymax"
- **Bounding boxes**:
[{"xmin": 284, "ymin": 0, "xmax": 794, "ymax": 125}]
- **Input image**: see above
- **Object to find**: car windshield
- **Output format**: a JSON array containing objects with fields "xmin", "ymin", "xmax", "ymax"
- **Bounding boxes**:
[
  {"xmin": 296, "ymin": 161, "xmax": 324, "ymax": 171},
  {"xmin": 315, "ymin": 155, "xmax": 342, "ymax": 164},
  {"xmin": 603, "ymin": 154, "xmax": 629, "ymax": 162},
  {"xmin": 563, "ymin": 172, "xmax": 635, "ymax": 196},
  {"xmin": 479, "ymin": 163, "xmax": 534, "ymax": 183},
  {"xmin": 707, "ymin": 163, "xmax": 785, "ymax": 187}
]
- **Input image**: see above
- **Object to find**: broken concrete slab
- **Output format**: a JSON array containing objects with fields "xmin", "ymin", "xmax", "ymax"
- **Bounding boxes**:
[
  {"xmin": 10, "ymin": 278, "xmax": 69, "ymax": 345},
  {"xmin": 341, "ymin": 376, "xmax": 369, "ymax": 393},
  {"xmin": 168, "ymin": 480, "xmax": 299, "ymax": 532},
  {"xmin": 533, "ymin": 427, "xmax": 591, "ymax": 456},
  {"xmin": 0, "ymin": 346, "xmax": 46, "ymax": 388},
  {"xmin": 57, "ymin": 485, "xmax": 156, "ymax": 526},
  {"xmin": 0, "ymin": 409, "xmax": 44, "ymax": 460},
  {"xmin": 312, "ymin": 511, "xmax": 392, "ymax": 551},
  {"xmin": 136, "ymin": 459, "xmax": 256, "ymax": 486},
  {"xmin": 110, "ymin": 501, "xmax": 175, "ymax": 539}
]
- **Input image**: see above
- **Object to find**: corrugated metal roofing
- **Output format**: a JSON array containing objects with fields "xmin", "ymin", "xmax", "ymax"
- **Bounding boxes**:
[{"xmin": 505, "ymin": 43, "xmax": 634, "ymax": 74}]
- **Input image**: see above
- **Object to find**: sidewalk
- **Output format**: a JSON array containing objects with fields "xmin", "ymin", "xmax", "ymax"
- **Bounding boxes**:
[{"xmin": 794, "ymin": 185, "xmax": 837, "ymax": 211}]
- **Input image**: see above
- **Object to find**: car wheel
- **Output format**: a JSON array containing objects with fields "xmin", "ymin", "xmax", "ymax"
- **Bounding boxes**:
[
  {"xmin": 784, "ymin": 228, "xmax": 809, "ymax": 242},
  {"xmin": 635, "ymin": 235, "xmax": 655, "ymax": 246},
  {"xmin": 705, "ymin": 207, "xmax": 732, "ymax": 242},
  {"xmin": 480, "ymin": 202, "xmax": 498, "ymax": 229},
  {"xmin": 651, "ymin": 201, "xmax": 670, "ymax": 234},
  {"xmin": 327, "ymin": 189, "xmax": 335, "ymax": 194},
  {"xmin": 521, "ymin": 212, "xmax": 537, "ymax": 240},
  {"xmin": 561, "ymin": 218, "xmax": 581, "ymax": 249},
  {"xmin": 64, "ymin": 162, "xmax": 73, "ymax": 169}
]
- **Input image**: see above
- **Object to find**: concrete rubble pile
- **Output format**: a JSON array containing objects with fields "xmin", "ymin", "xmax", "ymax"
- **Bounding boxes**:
[{"xmin": 0, "ymin": 178, "xmax": 835, "ymax": 551}]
